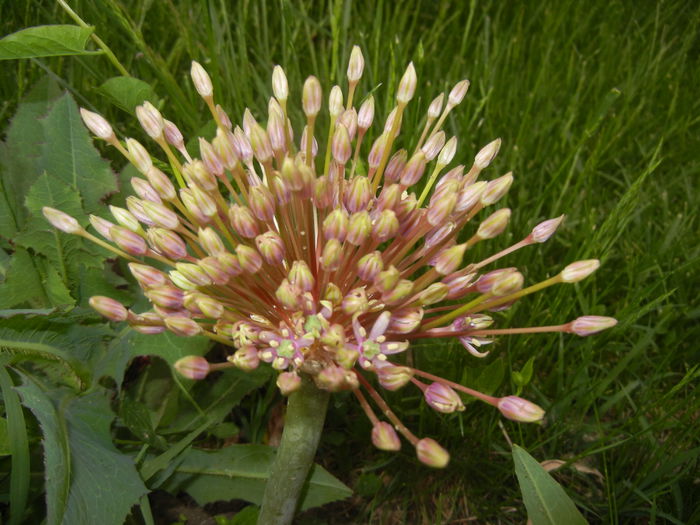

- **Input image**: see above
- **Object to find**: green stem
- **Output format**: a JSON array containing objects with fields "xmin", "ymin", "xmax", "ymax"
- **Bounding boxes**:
[{"xmin": 258, "ymin": 375, "xmax": 330, "ymax": 525}]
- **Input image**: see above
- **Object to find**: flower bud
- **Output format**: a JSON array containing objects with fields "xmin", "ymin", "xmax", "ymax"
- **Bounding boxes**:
[
  {"xmin": 433, "ymin": 243, "xmax": 467, "ymax": 275},
  {"xmin": 560, "ymin": 259, "xmax": 600, "ymax": 283},
  {"xmin": 424, "ymin": 382, "xmax": 465, "ymax": 413},
  {"xmin": 376, "ymin": 364, "xmax": 413, "ymax": 391},
  {"xmin": 196, "ymin": 295, "xmax": 224, "ymax": 319},
  {"xmin": 277, "ymin": 371, "xmax": 301, "ymax": 395},
  {"xmin": 357, "ymin": 251, "xmax": 384, "ymax": 282},
  {"xmin": 382, "ymin": 279, "xmax": 414, "ymax": 305},
  {"xmin": 371, "ymin": 422, "xmax": 401, "ymax": 451},
  {"xmin": 347, "ymin": 211, "xmax": 372, "ymax": 245},
  {"xmin": 323, "ymin": 282, "xmax": 343, "ymax": 305},
  {"xmin": 320, "ymin": 238, "xmax": 342, "ymax": 271},
  {"xmin": 187, "ymin": 186, "xmax": 218, "ymax": 220},
  {"xmin": 163, "ymin": 119, "xmax": 185, "ymax": 149},
  {"xmin": 145, "ymin": 167, "xmax": 176, "ymax": 201},
  {"xmin": 217, "ymin": 252, "xmax": 242, "ymax": 277},
  {"xmin": 448, "ymin": 79, "xmax": 470, "ymax": 107},
  {"xmin": 147, "ymin": 228, "xmax": 187, "ymax": 259},
  {"xmin": 168, "ymin": 270, "xmax": 198, "ymax": 291},
  {"xmin": 383, "ymin": 106, "xmax": 403, "ymax": 135},
  {"xmin": 529, "ymin": 215, "xmax": 565, "ymax": 243},
  {"xmin": 129, "ymin": 263, "xmax": 168, "ymax": 288},
  {"xmin": 213, "ymin": 129, "xmax": 238, "ymax": 170},
  {"xmin": 146, "ymin": 285, "xmax": 185, "ymax": 309},
  {"xmin": 315, "ymin": 366, "xmax": 348, "ymax": 392},
  {"xmin": 141, "ymin": 201, "xmax": 180, "ymax": 230},
  {"xmin": 89, "ymin": 296, "xmax": 128, "ymax": 321},
  {"xmin": 174, "ymin": 355, "xmax": 210, "ymax": 380},
  {"xmin": 89, "ymin": 214, "xmax": 115, "ymax": 239},
  {"xmin": 344, "ymin": 176, "xmax": 371, "ymax": 212},
  {"xmin": 250, "ymin": 124, "xmax": 273, "ymax": 164},
  {"xmin": 476, "ymin": 208, "xmax": 511, "ymax": 239},
  {"xmin": 400, "ymin": 151, "xmax": 427, "ymax": 186},
  {"xmin": 323, "ymin": 208, "xmax": 349, "ymax": 241},
  {"xmin": 497, "ymin": 396, "xmax": 545, "ymax": 423},
  {"xmin": 190, "ymin": 60, "xmax": 213, "ymax": 99},
  {"xmin": 229, "ymin": 204, "xmax": 260, "ymax": 238},
  {"xmin": 427, "ymin": 93, "xmax": 444, "ymax": 119},
  {"xmin": 229, "ymin": 345, "xmax": 260, "ymax": 371},
  {"xmin": 198, "ymin": 227, "xmax": 226, "ymax": 255},
  {"xmin": 249, "ymin": 184, "xmax": 276, "ymax": 222},
  {"xmin": 267, "ymin": 111, "xmax": 287, "ymax": 154},
  {"xmin": 388, "ymin": 308, "xmax": 423, "ymax": 334},
  {"xmin": 42, "ymin": 207, "xmax": 82, "ymax": 234},
  {"xmin": 288, "ymin": 260, "xmax": 315, "ymax": 292},
  {"xmin": 347, "ymin": 45, "xmax": 365, "ymax": 84},
  {"xmin": 417, "ymin": 283, "xmax": 449, "ymax": 306},
  {"xmin": 198, "ymin": 256, "xmax": 230, "ymax": 285},
  {"xmin": 135, "ymin": 101, "xmax": 164, "ymax": 140},
  {"xmin": 342, "ymin": 287, "xmax": 369, "ymax": 315},
  {"xmin": 368, "ymin": 133, "xmax": 388, "ymax": 170},
  {"xmin": 384, "ymin": 149, "xmax": 407, "ymax": 183},
  {"xmin": 272, "ymin": 65, "xmax": 289, "ymax": 102},
  {"xmin": 357, "ymin": 96, "xmax": 375, "ymax": 131},
  {"xmin": 374, "ymin": 265, "xmax": 400, "ymax": 293},
  {"xmin": 332, "ymin": 123, "xmax": 352, "ymax": 165},
  {"xmin": 302, "ymin": 76, "xmax": 322, "ymax": 117},
  {"xmin": 329, "ymin": 85, "xmax": 344, "ymax": 119},
  {"xmin": 335, "ymin": 346, "xmax": 359, "ymax": 369},
  {"xmin": 111, "ymin": 226, "xmax": 148, "ymax": 255},
  {"xmin": 397, "ymin": 62, "xmax": 417, "ymax": 104},
  {"xmin": 372, "ymin": 210, "xmax": 399, "ymax": 242},
  {"xmin": 568, "ymin": 316, "xmax": 617, "ymax": 336},
  {"xmin": 416, "ymin": 438, "xmax": 450, "ymax": 468},
  {"xmin": 474, "ymin": 138, "xmax": 501, "ymax": 170},
  {"xmin": 79, "ymin": 108, "xmax": 115, "ymax": 141},
  {"xmin": 300, "ymin": 125, "xmax": 319, "ymax": 160},
  {"xmin": 437, "ymin": 136, "xmax": 457, "ymax": 166},
  {"xmin": 455, "ymin": 181, "xmax": 487, "ymax": 213},
  {"xmin": 176, "ymin": 262, "xmax": 212, "ymax": 286},
  {"xmin": 199, "ymin": 138, "xmax": 224, "ymax": 177},
  {"xmin": 339, "ymin": 109, "xmax": 358, "ymax": 141},
  {"xmin": 110, "ymin": 205, "xmax": 142, "ymax": 233},
  {"xmin": 427, "ymin": 186, "xmax": 458, "ymax": 226},
  {"xmin": 422, "ymin": 131, "xmax": 445, "ymax": 161},
  {"xmin": 256, "ymin": 231, "xmax": 285, "ymax": 265},
  {"xmin": 131, "ymin": 178, "xmax": 161, "ymax": 203},
  {"xmin": 236, "ymin": 245, "xmax": 263, "ymax": 273},
  {"xmin": 165, "ymin": 316, "xmax": 203, "ymax": 337},
  {"xmin": 232, "ymin": 126, "xmax": 253, "ymax": 163},
  {"xmin": 480, "ymin": 172, "xmax": 513, "ymax": 206}
]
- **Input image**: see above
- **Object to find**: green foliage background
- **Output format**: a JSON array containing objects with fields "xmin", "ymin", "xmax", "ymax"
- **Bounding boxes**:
[{"xmin": 0, "ymin": 0, "xmax": 698, "ymax": 523}]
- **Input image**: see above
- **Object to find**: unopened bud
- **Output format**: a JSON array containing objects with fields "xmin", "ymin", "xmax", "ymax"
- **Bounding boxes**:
[
  {"xmin": 530, "ymin": 215, "xmax": 565, "ymax": 243},
  {"xmin": 42, "ymin": 207, "xmax": 82, "ymax": 234},
  {"xmin": 347, "ymin": 211, "xmax": 372, "ymax": 246},
  {"xmin": 141, "ymin": 201, "xmax": 180, "ymax": 230},
  {"xmin": 497, "ymin": 396, "xmax": 545, "ymax": 423},
  {"xmin": 135, "ymin": 101, "xmax": 164, "ymax": 140},
  {"xmin": 382, "ymin": 279, "xmax": 414, "ymax": 305},
  {"xmin": 433, "ymin": 243, "xmax": 467, "ymax": 275},
  {"xmin": 373, "ymin": 210, "xmax": 399, "ymax": 241},
  {"xmin": 198, "ymin": 256, "xmax": 230, "ymax": 285},
  {"xmin": 347, "ymin": 45, "xmax": 365, "ymax": 84},
  {"xmin": 110, "ymin": 205, "xmax": 142, "ymax": 233},
  {"xmin": 302, "ymin": 76, "xmax": 322, "ymax": 117},
  {"xmin": 388, "ymin": 308, "xmax": 423, "ymax": 334},
  {"xmin": 416, "ymin": 438, "xmax": 449, "ymax": 468},
  {"xmin": 165, "ymin": 316, "xmax": 202, "ymax": 337},
  {"xmin": 323, "ymin": 208, "xmax": 349, "ymax": 241},
  {"xmin": 272, "ymin": 65, "xmax": 288, "ymax": 102},
  {"xmin": 480, "ymin": 172, "xmax": 513, "ymax": 206},
  {"xmin": 474, "ymin": 138, "xmax": 501, "ymax": 170},
  {"xmin": 80, "ymin": 108, "xmax": 114, "ymax": 140},
  {"xmin": 131, "ymin": 178, "xmax": 161, "ymax": 203},
  {"xmin": 437, "ymin": 136, "xmax": 457, "ymax": 166},
  {"xmin": 385, "ymin": 149, "xmax": 408, "ymax": 183},
  {"xmin": 357, "ymin": 96, "xmax": 375, "ymax": 131},
  {"xmin": 357, "ymin": 251, "xmax": 384, "ymax": 282},
  {"xmin": 230, "ymin": 345, "xmax": 260, "ymax": 371},
  {"xmin": 476, "ymin": 268, "xmax": 517, "ymax": 294},
  {"xmin": 111, "ymin": 226, "xmax": 147, "ymax": 255},
  {"xmin": 277, "ymin": 371, "xmax": 301, "ymax": 395},
  {"xmin": 229, "ymin": 204, "xmax": 260, "ymax": 238},
  {"xmin": 374, "ymin": 265, "xmax": 400, "ymax": 293},
  {"xmin": 163, "ymin": 119, "xmax": 184, "ymax": 149},
  {"xmin": 89, "ymin": 296, "xmax": 128, "ymax": 321},
  {"xmin": 396, "ymin": 62, "xmax": 417, "ymax": 104},
  {"xmin": 427, "ymin": 93, "xmax": 444, "ymax": 119},
  {"xmin": 146, "ymin": 285, "xmax": 185, "ymax": 309},
  {"xmin": 424, "ymin": 382, "xmax": 465, "ymax": 413},
  {"xmin": 145, "ymin": 167, "xmax": 176, "ymax": 201},
  {"xmin": 256, "ymin": 231, "xmax": 285, "ymax": 265},
  {"xmin": 448, "ymin": 79, "xmax": 470, "ymax": 107},
  {"xmin": 190, "ymin": 61, "xmax": 213, "ymax": 99},
  {"xmin": 455, "ymin": 181, "xmax": 487, "ymax": 213},
  {"xmin": 174, "ymin": 355, "xmax": 210, "ymax": 379},
  {"xmin": 568, "ymin": 315, "xmax": 617, "ymax": 336},
  {"xmin": 476, "ymin": 208, "xmax": 511, "ymax": 239},
  {"xmin": 148, "ymin": 228, "xmax": 187, "ymax": 259},
  {"xmin": 376, "ymin": 364, "xmax": 413, "ymax": 391},
  {"xmin": 368, "ymin": 133, "xmax": 388, "ymax": 170},
  {"xmin": 560, "ymin": 259, "xmax": 600, "ymax": 283},
  {"xmin": 329, "ymin": 85, "xmax": 344, "ymax": 118},
  {"xmin": 196, "ymin": 295, "xmax": 224, "ymax": 319},
  {"xmin": 288, "ymin": 260, "xmax": 315, "ymax": 292},
  {"xmin": 422, "ymin": 131, "xmax": 445, "ymax": 161},
  {"xmin": 332, "ymin": 123, "xmax": 352, "ymax": 165},
  {"xmin": 126, "ymin": 138, "xmax": 152, "ymax": 173},
  {"xmin": 249, "ymin": 185, "xmax": 276, "ymax": 223},
  {"xmin": 236, "ymin": 245, "xmax": 263, "ymax": 274},
  {"xmin": 344, "ymin": 176, "xmax": 371, "ymax": 212},
  {"xmin": 490, "ymin": 271, "xmax": 524, "ymax": 296},
  {"xmin": 371, "ymin": 422, "xmax": 401, "ymax": 451},
  {"xmin": 401, "ymin": 151, "xmax": 427, "ymax": 186},
  {"xmin": 129, "ymin": 263, "xmax": 168, "ymax": 288},
  {"xmin": 89, "ymin": 214, "xmax": 115, "ymax": 239},
  {"xmin": 320, "ymin": 239, "xmax": 342, "ymax": 271},
  {"xmin": 198, "ymin": 227, "xmax": 226, "ymax": 255},
  {"xmin": 342, "ymin": 287, "xmax": 369, "ymax": 315},
  {"xmin": 417, "ymin": 283, "xmax": 449, "ymax": 306}
]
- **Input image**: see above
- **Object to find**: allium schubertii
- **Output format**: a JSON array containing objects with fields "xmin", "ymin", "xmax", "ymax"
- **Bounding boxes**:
[{"xmin": 44, "ymin": 46, "xmax": 617, "ymax": 468}]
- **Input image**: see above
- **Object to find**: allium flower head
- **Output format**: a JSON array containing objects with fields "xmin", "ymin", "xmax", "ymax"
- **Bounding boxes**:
[{"xmin": 45, "ymin": 47, "xmax": 616, "ymax": 468}]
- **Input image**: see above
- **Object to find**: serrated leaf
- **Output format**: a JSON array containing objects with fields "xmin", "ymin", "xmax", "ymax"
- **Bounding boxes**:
[
  {"xmin": 513, "ymin": 444, "xmax": 588, "ymax": 525},
  {"xmin": 163, "ymin": 445, "xmax": 352, "ymax": 511},
  {"xmin": 39, "ymin": 93, "xmax": 118, "ymax": 213},
  {"xmin": 99, "ymin": 76, "xmax": 157, "ymax": 113},
  {"xmin": 0, "ymin": 248, "xmax": 48, "ymax": 309},
  {"xmin": 15, "ymin": 378, "xmax": 148, "ymax": 525},
  {"xmin": 0, "ymin": 25, "xmax": 102, "ymax": 60}
]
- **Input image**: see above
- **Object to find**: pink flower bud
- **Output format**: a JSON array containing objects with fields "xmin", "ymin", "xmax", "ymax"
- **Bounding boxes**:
[
  {"xmin": 376, "ymin": 365, "xmax": 413, "ymax": 391},
  {"xmin": 147, "ymin": 228, "xmax": 187, "ymax": 259},
  {"xmin": 474, "ymin": 138, "xmax": 501, "ymax": 170},
  {"xmin": 315, "ymin": 366, "xmax": 348, "ymax": 392},
  {"xmin": 89, "ymin": 296, "xmax": 128, "ymax": 321},
  {"xmin": 384, "ymin": 149, "xmax": 407, "ymax": 183},
  {"xmin": 168, "ymin": 270, "xmax": 198, "ymax": 291},
  {"xmin": 125, "ymin": 138, "xmax": 152, "ymax": 173},
  {"xmin": 135, "ymin": 101, "xmax": 164, "ymax": 140},
  {"xmin": 323, "ymin": 208, "xmax": 349, "ymax": 241},
  {"xmin": 248, "ymin": 185, "xmax": 276, "ymax": 222},
  {"xmin": 131, "ymin": 178, "xmax": 161, "ymax": 203},
  {"xmin": 272, "ymin": 65, "xmax": 289, "ymax": 102},
  {"xmin": 110, "ymin": 205, "xmax": 142, "ymax": 232},
  {"xmin": 256, "ymin": 230, "xmax": 285, "ymax": 265},
  {"xmin": 165, "ymin": 316, "xmax": 203, "ymax": 337},
  {"xmin": 213, "ymin": 129, "xmax": 239, "ymax": 170},
  {"xmin": 448, "ymin": 79, "xmax": 470, "ymax": 107},
  {"xmin": 197, "ymin": 227, "xmax": 225, "ymax": 255},
  {"xmin": 175, "ymin": 262, "xmax": 212, "ymax": 286},
  {"xmin": 236, "ymin": 245, "xmax": 263, "ymax": 274},
  {"xmin": 374, "ymin": 265, "xmax": 400, "ymax": 293},
  {"xmin": 568, "ymin": 316, "xmax": 617, "ymax": 336},
  {"xmin": 476, "ymin": 268, "xmax": 516, "ymax": 294},
  {"xmin": 141, "ymin": 201, "xmax": 180, "ymax": 230},
  {"xmin": 232, "ymin": 126, "xmax": 253, "ymax": 163},
  {"xmin": 400, "ymin": 151, "xmax": 427, "ymax": 186},
  {"xmin": 339, "ymin": 109, "xmax": 358, "ymax": 140},
  {"xmin": 111, "ymin": 226, "xmax": 147, "ymax": 255},
  {"xmin": 481, "ymin": 172, "xmax": 513, "ymax": 206},
  {"xmin": 497, "ymin": 396, "xmax": 545, "ymax": 423},
  {"xmin": 437, "ymin": 136, "xmax": 457, "ymax": 166},
  {"xmin": 427, "ymin": 186, "xmax": 458, "ymax": 226},
  {"xmin": 416, "ymin": 438, "xmax": 450, "ymax": 468},
  {"xmin": 529, "ymin": 215, "xmax": 565, "ymax": 243},
  {"xmin": 267, "ymin": 111, "xmax": 287, "ymax": 153},
  {"xmin": 357, "ymin": 96, "xmax": 375, "ymax": 131},
  {"xmin": 344, "ymin": 176, "xmax": 371, "ymax": 212},
  {"xmin": 145, "ymin": 167, "xmax": 176, "ymax": 201},
  {"xmin": 372, "ymin": 210, "xmax": 399, "ymax": 242},
  {"xmin": 490, "ymin": 270, "xmax": 524, "ymax": 296},
  {"xmin": 89, "ymin": 214, "xmax": 115, "ymax": 239},
  {"xmin": 455, "ymin": 181, "xmax": 487, "ymax": 213},
  {"xmin": 341, "ymin": 287, "xmax": 369, "ymax": 315},
  {"xmin": 174, "ymin": 355, "xmax": 210, "ymax": 380},
  {"xmin": 42, "ymin": 207, "xmax": 82, "ymax": 234},
  {"xmin": 277, "ymin": 371, "xmax": 302, "ymax": 395},
  {"xmin": 80, "ymin": 108, "xmax": 115, "ymax": 140},
  {"xmin": 299, "ymin": 125, "xmax": 319, "ymax": 160},
  {"xmin": 424, "ymin": 382, "xmax": 465, "ymax": 413},
  {"xmin": 332, "ymin": 122, "xmax": 352, "ymax": 165},
  {"xmin": 190, "ymin": 61, "xmax": 213, "ymax": 99},
  {"xmin": 230, "ymin": 345, "xmax": 260, "ymax": 371},
  {"xmin": 329, "ymin": 85, "xmax": 344, "ymax": 118},
  {"xmin": 427, "ymin": 93, "xmax": 444, "ymax": 119},
  {"xmin": 368, "ymin": 133, "xmax": 388, "ymax": 170},
  {"xmin": 383, "ymin": 106, "xmax": 403, "ymax": 135},
  {"xmin": 397, "ymin": 62, "xmax": 417, "ymax": 104},
  {"xmin": 347, "ymin": 45, "xmax": 365, "ymax": 84},
  {"xmin": 199, "ymin": 138, "xmax": 224, "ymax": 177},
  {"xmin": 163, "ymin": 119, "xmax": 185, "ymax": 149},
  {"xmin": 320, "ymin": 238, "xmax": 342, "ymax": 271},
  {"xmin": 145, "ymin": 285, "xmax": 185, "ymax": 309},
  {"xmin": 422, "ymin": 131, "xmax": 445, "ymax": 161},
  {"xmin": 196, "ymin": 295, "xmax": 224, "ymax": 319},
  {"xmin": 288, "ymin": 260, "xmax": 315, "ymax": 292},
  {"xmin": 371, "ymin": 422, "xmax": 401, "ymax": 451},
  {"xmin": 198, "ymin": 256, "xmax": 230, "ymax": 285},
  {"xmin": 217, "ymin": 252, "xmax": 242, "ymax": 277},
  {"xmin": 476, "ymin": 208, "xmax": 511, "ymax": 239},
  {"xmin": 433, "ymin": 243, "xmax": 467, "ymax": 275},
  {"xmin": 388, "ymin": 308, "xmax": 424, "ymax": 334},
  {"xmin": 229, "ymin": 204, "xmax": 260, "ymax": 238},
  {"xmin": 129, "ymin": 263, "xmax": 168, "ymax": 288},
  {"xmin": 560, "ymin": 259, "xmax": 600, "ymax": 283},
  {"xmin": 302, "ymin": 76, "xmax": 322, "ymax": 117},
  {"xmin": 357, "ymin": 251, "xmax": 384, "ymax": 282},
  {"xmin": 382, "ymin": 279, "xmax": 414, "ymax": 305},
  {"xmin": 250, "ymin": 124, "xmax": 273, "ymax": 164},
  {"xmin": 417, "ymin": 283, "xmax": 449, "ymax": 306}
]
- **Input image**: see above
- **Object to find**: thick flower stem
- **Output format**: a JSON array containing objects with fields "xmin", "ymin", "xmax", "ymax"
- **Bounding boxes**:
[{"xmin": 258, "ymin": 375, "xmax": 330, "ymax": 525}]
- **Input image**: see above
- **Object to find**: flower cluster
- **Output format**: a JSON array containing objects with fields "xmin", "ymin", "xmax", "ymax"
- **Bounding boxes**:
[{"xmin": 44, "ymin": 46, "xmax": 616, "ymax": 467}]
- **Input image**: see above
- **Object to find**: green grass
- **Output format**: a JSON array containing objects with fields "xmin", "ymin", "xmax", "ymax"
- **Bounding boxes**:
[{"xmin": 2, "ymin": 0, "xmax": 699, "ymax": 523}]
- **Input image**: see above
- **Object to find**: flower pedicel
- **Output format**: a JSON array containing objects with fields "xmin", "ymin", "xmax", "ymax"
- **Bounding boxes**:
[{"xmin": 44, "ymin": 46, "xmax": 616, "ymax": 467}]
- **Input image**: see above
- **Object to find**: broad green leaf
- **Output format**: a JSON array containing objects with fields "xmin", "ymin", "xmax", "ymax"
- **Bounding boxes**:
[
  {"xmin": 512, "ymin": 444, "xmax": 588, "ymax": 525},
  {"xmin": 0, "ymin": 308, "xmax": 56, "ymax": 318},
  {"xmin": 15, "ymin": 378, "xmax": 148, "ymax": 525},
  {"xmin": 39, "ymin": 93, "xmax": 118, "ymax": 214},
  {"xmin": 0, "ymin": 78, "xmax": 62, "ymax": 238},
  {"xmin": 99, "ymin": 76, "xmax": 157, "ymax": 113},
  {"xmin": 163, "ymin": 445, "xmax": 352, "ymax": 511},
  {"xmin": 475, "ymin": 357, "xmax": 505, "ymax": 395},
  {"xmin": 0, "ymin": 25, "xmax": 101, "ymax": 60},
  {"xmin": 0, "ymin": 417, "xmax": 10, "ymax": 455},
  {"xmin": 0, "ymin": 248, "xmax": 48, "ymax": 308}
]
